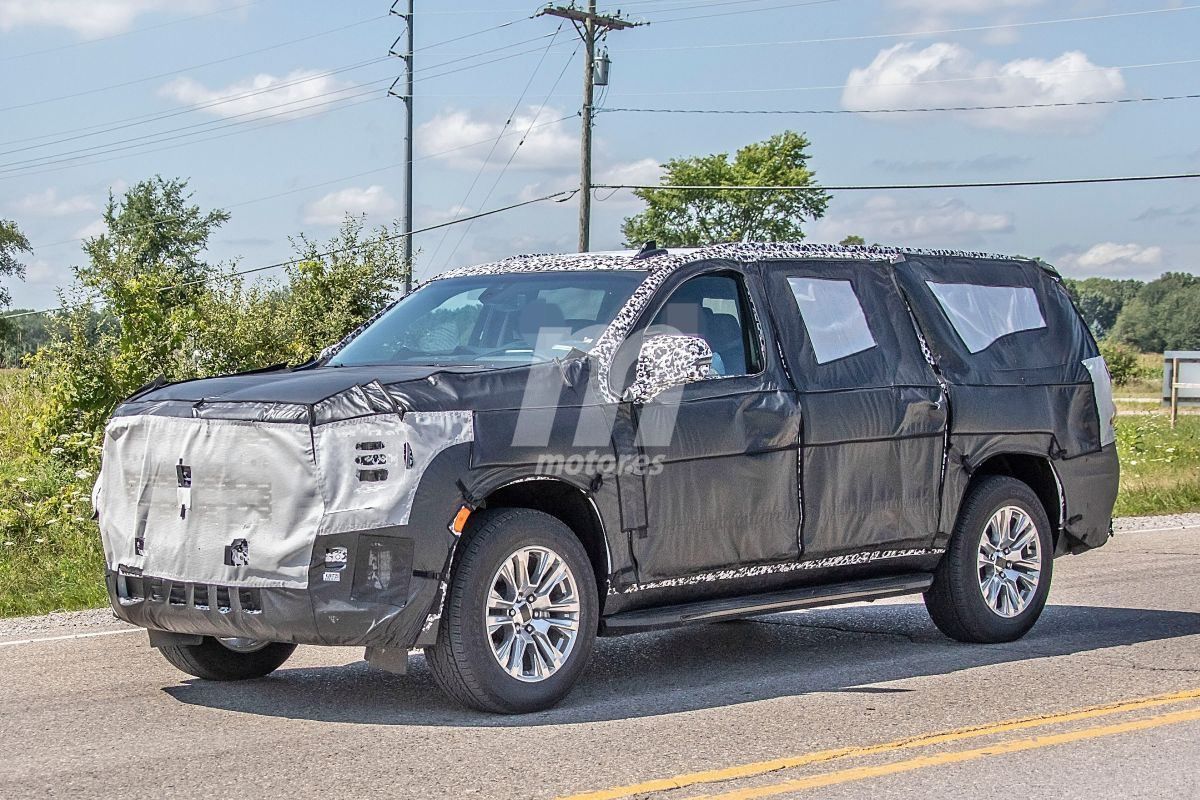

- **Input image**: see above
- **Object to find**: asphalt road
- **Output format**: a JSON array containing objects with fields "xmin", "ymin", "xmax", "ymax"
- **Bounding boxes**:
[{"xmin": 3, "ymin": 517, "xmax": 1198, "ymax": 800}]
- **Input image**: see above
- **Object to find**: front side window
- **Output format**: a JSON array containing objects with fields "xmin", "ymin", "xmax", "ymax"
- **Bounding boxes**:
[
  {"xmin": 646, "ymin": 273, "xmax": 762, "ymax": 376},
  {"xmin": 329, "ymin": 271, "xmax": 645, "ymax": 367},
  {"xmin": 926, "ymin": 281, "xmax": 1046, "ymax": 353},
  {"xmin": 785, "ymin": 277, "xmax": 877, "ymax": 364}
]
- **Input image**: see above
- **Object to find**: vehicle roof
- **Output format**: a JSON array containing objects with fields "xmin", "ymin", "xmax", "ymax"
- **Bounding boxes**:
[{"xmin": 432, "ymin": 242, "xmax": 1031, "ymax": 282}]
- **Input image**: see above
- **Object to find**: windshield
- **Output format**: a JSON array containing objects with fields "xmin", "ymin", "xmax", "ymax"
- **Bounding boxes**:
[{"xmin": 328, "ymin": 270, "xmax": 646, "ymax": 367}]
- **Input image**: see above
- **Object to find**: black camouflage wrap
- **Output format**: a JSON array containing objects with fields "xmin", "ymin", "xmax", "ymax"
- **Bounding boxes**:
[{"xmin": 96, "ymin": 242, "xmax": 1118, "ymax": 647}]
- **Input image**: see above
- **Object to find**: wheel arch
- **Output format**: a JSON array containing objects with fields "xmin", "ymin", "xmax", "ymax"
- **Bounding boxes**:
[
  {"xmin": 480, "ymin": 476, "xmax": 612, "ymax": 607},
  {"xmin": 968, "ymin": 452, "xmax": 1064, "ymax": 547}
]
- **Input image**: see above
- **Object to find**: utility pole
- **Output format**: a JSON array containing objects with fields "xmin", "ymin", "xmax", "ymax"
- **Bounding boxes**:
[
  {"xmin": 538, "ymin": 2, "xmax": 639, "ymax": 252},
  {"xmin": 388, "ymin": 1, "xmax": 415, "ymax": 293}
]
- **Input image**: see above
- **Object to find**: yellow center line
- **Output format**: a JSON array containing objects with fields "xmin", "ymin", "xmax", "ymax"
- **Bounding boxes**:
[
  {"xmin": 556, "ymin": 687, "xmax": 1200, "ymax": 800},
  {"xmin": 695, "ymin": 706, "xmax": 1200, "ymax": 800}
]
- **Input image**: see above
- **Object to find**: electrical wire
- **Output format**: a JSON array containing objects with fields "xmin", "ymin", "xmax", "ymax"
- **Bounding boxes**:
[
  {"xmin": 0, "ymin": 93, "xmax": 382, "ymax": 183},
  {"xmin": 0, "ymin": 15, "xmax": 393, "ymax": 114},
  {"xmin": 440, "ymin": 45, "xmax": 581, "ymax": 271},
  {"xmin": 25, "ymin": 114, "xmax": 580, "ymax": 252},
  {"xmin": 424, "ymin": 23, "xmax": 566, "ymax": 270},
  {"xmin": 0, "ymin": 85, "xmax": 389, "ymax": 177},
  {"xmin": 0, "ymin": 0, "xmax": 271, "ymax": 63},
  {"xmin": 0, "ymin": 189, "xmax": 579, "ymax": 322},
  {"xmin": 643, "ymin": 0, "xmax": 841, "ymax": 24},
  {"xmin": 0, "ymin": 39, "xmax": 580, "ymax": 179},
  {"xmin": 621, "ymin": 3, "xmax": 1200, "ymax": 52},
  {"xmin": 0, "ymin": 35, "xmax": 555, "ymax": 159},
  {"xmin": 598, "ymin": 92, "xmax": 1200, "ymax": 116},
  {"xmin": 592, "ymin": 173, "xmax": 1200, "ymax": 193},
  {"xmin": 611, "ymin": 56, "xmax": 1200, "ymax": 96}
]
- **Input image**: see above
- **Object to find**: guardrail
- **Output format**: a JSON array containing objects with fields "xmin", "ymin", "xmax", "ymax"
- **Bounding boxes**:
[{"xmin": 1169, "ymin": 355, "xmax": 1200, "ymax": 428}]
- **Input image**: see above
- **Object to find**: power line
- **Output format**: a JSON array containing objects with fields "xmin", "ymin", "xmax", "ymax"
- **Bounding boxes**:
[
  {"xmin": 0, "ymin": 80, "xmax": 393, "ymax": 172},
  {"xmin": 593, "ymin": 173, "xmax": 1200, "ymax": 193},
  {"xmin": 0, "ymin": 34, "xmax": 565, "ymax": 167},
  {"xmin": 0, "ymin": 85, "xmax": 388, "ymax": 177},
  {"xmin": 598, "ymin": 92, "xmax": 1200, "ymax": 116},
  {"xmin": 425, "ymin": 23, "xmax": 567, "ymax": 271},
  {"xmin": 0, "ymin": 93, "xmax": 383, "ymax": 183},
  {"xmin": 0, "ymin": 40, "xmax": 581, "ymax": 180},
  {"xmin": 1, "ymin": 190, "xmax": 579, "ymax": 322},
  {"xmin": 23, "ymin": 114, "xmax": 581, "ymax": 253},
  {"xmin": 441, "ymin": 45, "xmax": 581, "ymax": 271},
  {"xmin": 643, "ymin": 0, "xmax": 841, "ymax": 24},
  {"xmin": 0, "ymin": 33, "xmax": 555, "ymax": 159},
  {"xmin": 621, "ymin": 3, "xmax": 1200, "ymax": 52},
  {"xmin": 611, "ymin": 55, "xmax": 1200, "ymax": 96},
  {"xmin": 0, "ymin": 0, "xmax": 271, "ymax": 63},
  {"xmin": 0, "ymin": 15, "xmax": 391, "ymax": 114}
]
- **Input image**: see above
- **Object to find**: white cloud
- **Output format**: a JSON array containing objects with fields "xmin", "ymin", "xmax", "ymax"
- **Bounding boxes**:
[
  {"xmin": 302, "ymin": 185, "xmax": 397, "ymax": 226},
  {"xmin": 73, "ymin": 219, "xmax": 107, "ymax": 240},
  {"xmin": 22, "ymin": 259, "xmax": 67, "ymax": 286},
  {"xmin": 160, "ymin": 69, "xmax": 352, "ymax": 119},
  {"xmin": 1057, "ymin": 243, "xmax": 1164, "ymax": 278},
  {"xmin": 841, "ymin": 43, "xmax": 1125, "ymax": 133},
  {"xmin": 598, "ymin": 158, "xmax": 663, "ymax": 187},
  {"xmin": 814, "ymin": 195, "xmax": 1013, "ymax": 245},
  {"xmin": 0, "ymin": 0, "xmax": 218, "ymax": 38},
  {"xmin": 417, "ymin": 107, "xmax": 577, "ymax": 172},
  {"xmin": 8, "ymin": 188, "xmax": 96, "ymax": 217}
]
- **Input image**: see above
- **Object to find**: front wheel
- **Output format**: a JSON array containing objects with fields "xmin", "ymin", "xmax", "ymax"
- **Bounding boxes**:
[
  {"xmin": 925, "ymin": 475, "xmax": 1054, "ymax": 643},
  {"xmin": 425, "ymin": 508, "xmax": 598, "ymax": 714},
  {"xmin": 157, "ymin": 636, "xmax": 296, "ymax": 680}
]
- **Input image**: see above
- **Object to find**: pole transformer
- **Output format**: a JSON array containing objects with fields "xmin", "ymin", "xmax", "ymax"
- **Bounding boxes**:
[
  {"xmin": 537, "ymin": 2, "xmax": 640, "ymax": 252},
  {"xmin": 388, "ymin": 1, "xmax": 415, "ymax": 293}
]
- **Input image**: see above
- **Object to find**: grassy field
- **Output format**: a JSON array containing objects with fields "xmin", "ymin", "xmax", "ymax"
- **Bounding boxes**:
[{"xmin": 0, "ymin": 358, "xmax": 1197, "ymax": 617}]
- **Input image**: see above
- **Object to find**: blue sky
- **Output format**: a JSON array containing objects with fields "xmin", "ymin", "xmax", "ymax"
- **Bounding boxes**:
[{"xmin": 2, "ymin": 0, "xmax": 1199, "ymax": 309}]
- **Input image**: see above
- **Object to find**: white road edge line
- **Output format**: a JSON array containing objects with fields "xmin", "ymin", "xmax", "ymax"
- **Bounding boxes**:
[
  {"xmin": 1117, "ymin": 525, "xmax": 1199, "ymax": 535},
  {"xmin": 0, "ymin": 628, "xmax": 141, "ymax": 647}
]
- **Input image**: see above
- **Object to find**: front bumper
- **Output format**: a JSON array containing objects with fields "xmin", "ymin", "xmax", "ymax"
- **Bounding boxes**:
[{"xmin": 107, "ymin": 529, "xmax": 445, "ymax": 648}]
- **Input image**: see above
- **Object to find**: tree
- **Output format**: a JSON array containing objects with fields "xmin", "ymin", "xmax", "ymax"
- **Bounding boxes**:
[
  {"xmin": 1110, "ymin": 272, "xmax": 1200, "ymax": 352},
  {"xmin": 839, "ymin": 235, "xmax": 866, "ymax": 247},
  {"xmin": 1061, "ymin": 276, "xmax": 1143, "ymax": 339},
  {"xmin": 621, "ymin": 131, "xmax": 830, "ymax": 247},
  {"xmin": 0, "ymin": 219, "xmax": 32, "ymax": 339}
]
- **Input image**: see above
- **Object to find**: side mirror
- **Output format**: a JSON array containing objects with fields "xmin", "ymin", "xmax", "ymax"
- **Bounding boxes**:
[{"xmin": 623, "ymin": 334, "xmax": 713, "ymax": 403}]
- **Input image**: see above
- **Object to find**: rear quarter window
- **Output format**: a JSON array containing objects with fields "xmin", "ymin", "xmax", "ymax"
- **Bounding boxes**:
[{"xmin": 925, "ymin": 281, "xmax": 1046, "ymax": 354}]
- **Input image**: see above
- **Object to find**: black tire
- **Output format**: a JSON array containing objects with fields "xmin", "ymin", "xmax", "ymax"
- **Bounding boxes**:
[
  {"xmin": 925, "ymin": 475, "xmax": 1054, "ymax": 643},
  {"xmin": 425, "ymin": 508, "xmax": 599, "ymax": 714},
  {"xmin": 158, "ymin": 637, "xmax": 297, "ymax": 681}
]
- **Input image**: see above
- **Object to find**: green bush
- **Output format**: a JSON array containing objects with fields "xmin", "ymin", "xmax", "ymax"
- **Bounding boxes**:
[
  {"xmin": 1, "ymin": 177, "xmax": 410, "ymax": 616},
  {"xmin": 1099, "ymin": 340, "xmax": 1140, "ymax": 386}
]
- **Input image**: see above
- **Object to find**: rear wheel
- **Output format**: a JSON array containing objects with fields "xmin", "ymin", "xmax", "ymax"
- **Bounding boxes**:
[
  {"xmin": 425, "ymin": 508, "xmax": 598, "ymax": 714},
  {"xmin": 925, "ymin": 475, "xmax": 1053, "ymax": 643},
  {"xmin": 157, "ymin": 636, "xmax": 296, "ymax": 680}
]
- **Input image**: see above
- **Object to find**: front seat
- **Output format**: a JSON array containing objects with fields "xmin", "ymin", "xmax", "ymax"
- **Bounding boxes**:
[{"xmin": 704, "ymin": 309, "xmax": 746, "ymax": 375}]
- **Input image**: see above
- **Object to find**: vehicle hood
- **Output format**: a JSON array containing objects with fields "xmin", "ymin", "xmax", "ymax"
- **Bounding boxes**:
[{"xmin": 114, "ymin": 359, "xmax": 593, "ymax": 423}]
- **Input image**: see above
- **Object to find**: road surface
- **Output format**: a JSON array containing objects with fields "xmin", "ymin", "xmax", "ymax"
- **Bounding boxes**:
[{"xmin": 2, "ymin": 515, "xmax": 1198, "ymax": 799}]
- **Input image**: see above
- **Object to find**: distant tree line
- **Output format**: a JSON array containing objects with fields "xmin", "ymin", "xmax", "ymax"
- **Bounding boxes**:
[{"xmin": 1062, "ymin": 273, "xmax": 1200, "ymax": 352}]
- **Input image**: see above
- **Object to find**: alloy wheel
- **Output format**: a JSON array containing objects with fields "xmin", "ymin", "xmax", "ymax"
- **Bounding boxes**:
[
  {"xmin": 977, "ymin": 505, "xmax": 1043, "ymax": 618},
  {"xmin": 485, "ymin": 545, "xmax": 581, "ymax": 682}
]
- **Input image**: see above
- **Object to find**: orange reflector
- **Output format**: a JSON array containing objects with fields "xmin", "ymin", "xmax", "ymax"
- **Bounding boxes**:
[{"xmin": 451, "ymin": 506, "xmax": 472, "ymax": 534}]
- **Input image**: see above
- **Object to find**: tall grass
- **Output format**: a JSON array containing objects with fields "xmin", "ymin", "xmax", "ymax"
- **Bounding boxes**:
[
  {"xmin": 0, "ymin": 369, "xmax": 107, "ymax": 617},
  {"xmin": 1114, "ymin": 412, "xmax": 1200, "ymax": 517}
]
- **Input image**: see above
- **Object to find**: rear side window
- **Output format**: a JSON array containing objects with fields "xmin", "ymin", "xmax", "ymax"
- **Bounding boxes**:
[
  {"xmin": 785, "ymin": 277, "xmax": 877, "ymax": 364},
  {"xmin": 926, "ymin": 281, "xmax": 1046, "ymax": 353}
]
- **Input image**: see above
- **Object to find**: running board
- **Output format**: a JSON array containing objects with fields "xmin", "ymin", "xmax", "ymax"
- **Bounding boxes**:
[{"xmin": 602, "ymin": 573, "xmax": 933, "ymax": 633}]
